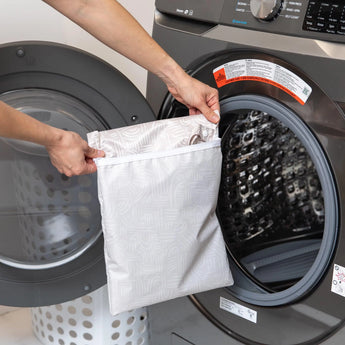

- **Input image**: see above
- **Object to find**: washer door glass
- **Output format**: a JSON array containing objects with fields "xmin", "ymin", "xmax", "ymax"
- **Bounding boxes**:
[{"xmin": 0, "ymin": 89, "xmax": 105, "ymax": 269}]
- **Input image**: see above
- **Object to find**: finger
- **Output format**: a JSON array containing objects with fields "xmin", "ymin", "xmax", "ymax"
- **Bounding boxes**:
[
  {"xmin": 189, "ymin": 107, "xmax": 201, "ymax": 115},
  {"xmin": 85, "ymin": 146, "xmax": 105, "ymax": 158},
  {"xmin": 83, "ymin": 163, "xmax": 98, "ymax": 175},
  {"xmin": 76, "ymin": 160, "xmax": 97, "ymax": 175},
  {"xmin": 198, "ymin": 104, "xmax": 220, "ymax": 123}
]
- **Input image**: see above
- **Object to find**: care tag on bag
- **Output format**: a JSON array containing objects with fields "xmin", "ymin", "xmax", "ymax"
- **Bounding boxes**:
[{"xmin": 88, "ymin": 115, "xmax": 233, "ymax": 315}]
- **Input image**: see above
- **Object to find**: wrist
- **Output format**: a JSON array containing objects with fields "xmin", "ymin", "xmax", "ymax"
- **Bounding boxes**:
[
  {"xmin": 156, "ymin": 56, "xmax": 187, "ymax": 89},
  {"xmin": 41, "ymin": 126, "xmax": 65, "ymax": 148}
]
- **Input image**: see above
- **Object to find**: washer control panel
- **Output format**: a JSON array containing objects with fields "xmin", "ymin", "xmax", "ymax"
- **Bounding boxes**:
[
  {"xmin": 155, "ymin": 0, "xmax": 345, "ymax": 43},
  {"xmin": 303, "ymin": 1, "xmax": 345, "ymax": 35}
]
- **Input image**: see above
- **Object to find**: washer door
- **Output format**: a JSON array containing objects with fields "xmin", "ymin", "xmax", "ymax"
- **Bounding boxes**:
[
  {"xmin": 0, "ymin": 42, "xmax": 155, "ymax": 307},
  {"xmin": 159, "ymin": 52, "xmax": 345, "ymax": 344}
]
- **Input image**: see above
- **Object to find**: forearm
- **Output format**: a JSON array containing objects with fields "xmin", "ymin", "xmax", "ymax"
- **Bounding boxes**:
[
  {"xmin": 0, "ymin": 100, "xmax": 63, "ymax": 146},
  {"xmin": 42, "ymin": 0, "xmax": 184, "ymax": 87},
  {"xmin": 0, "ymin": 100, "xmax": 103, "ymax": 175},
  {"xmin": 42, "ymin": 0, "xmax": 220, "ymax": 122}
]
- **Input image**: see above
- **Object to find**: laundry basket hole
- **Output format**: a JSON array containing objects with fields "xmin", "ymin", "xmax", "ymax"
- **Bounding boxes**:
[
  {"xmin": 46, "ymin": 174, "xmax": 54, "ymax": 183},
  {"xmin": 78, "ymin": 192, "xmax": 92, "ymax": 203},
  {"xmin": 36, "ymin": 202, "xmax": 43, "ymax": 211},
  {"xmin": 68, "ymin": 318, "xmax": 77, "ymax": 326},
  {"xmin": 48, "ymin": 335, "xmax": 54, "ymax": 343},
  {"xmin": 82, "ymin": 320, "xmax": 93, "ymax": 328},
  {"xmin": 47, "ymin": 323, "xmax": 53, "ymax": 331},
  {"xmin": 57, "ymin": 327, "xmax": 64, "ymax": 335},
  {"xmin": 69, "ymin": 330, "xmax": 77, "ymax": 338},
  {"xmin": 83, "ymin": 332, "xmax": 93, "ymax": 340},
  {"xmin": 139, "ymin": 314, "xmax": 147, "ymax": 321},
  {"xmin": 81, "ymin": 295, "xmax": 92, "ymax": 304},
  {"xmin": 47, "ymin": 188, "xmax": 55, "ymax": 198},
  {"xmin": 56, "ymin": 315, "xmax": 63, "ymax": 323},
  {"xmin": 82, "ymin": 307, "xmax": 93, "ymax": 316},
  {"xmin": 63, "ymin": 238, "xmax": 71, "ymax": 245},
  {"xmin": 58, "ymin": 339, "xmax": 65, "ymax": 345},
  {"xmin": 127, "ymin": 316, "xmax": 135, "ymax": 325},
  {"xmin": 137, "ymin": 337, "xmax": 144, "ymax": 345},
  {"xmin": 126, "ymin": 341, "xmax": 133, "ymax": 345},
  {"xmin": 78, "ymin": 175, "xmax": 92, "ymax": 187},
  {"xmin": 68, "ymin": 306, "xmax": 76, "ymax": 314},
  {"xmin": 126, "ymin": 329, "xmax": 134, "ymax": 337},
  {"xmin": 112, "ymin": 320, "xmax": 121, "ymax": 328},
  {"xmin": 79, "ymin": 206, "xmax": 91, "ymax": 219},
  {"xmin": 61, "ymin": 174, "xmax": 69, "ymax": 182},
  {"xmin": 112, "ymin": 332, "xmax": 120, "ymax": 340}
]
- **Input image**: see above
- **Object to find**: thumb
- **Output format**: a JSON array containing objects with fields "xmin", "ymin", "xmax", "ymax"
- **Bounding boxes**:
[{"xmin": 85, "ymin": 146, "xmax": 105, "ymax": 159}]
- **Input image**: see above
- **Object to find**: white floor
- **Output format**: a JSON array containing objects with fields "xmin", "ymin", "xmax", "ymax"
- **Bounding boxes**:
[{"xmin": 0, "ymin": 308, "xmax": 41, "ymax": 345}]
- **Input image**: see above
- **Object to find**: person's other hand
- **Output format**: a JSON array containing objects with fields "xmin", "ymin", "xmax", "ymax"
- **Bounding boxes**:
[
  {"xmin": 167, "ymin": 74, "xmax": 220, "ymax": 123},
  {"xmin": 45, "ymin": 130, "xmax": 105, "ymax": 176}
]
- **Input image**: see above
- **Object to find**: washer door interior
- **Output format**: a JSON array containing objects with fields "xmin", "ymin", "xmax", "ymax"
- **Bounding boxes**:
[
  {"xmin": 158, "ymin": 51, "xmax": 345, "ymax": 344},
  {"xmin": 0, "ymin": 42, "xmax": 155, "ymax": 307}
]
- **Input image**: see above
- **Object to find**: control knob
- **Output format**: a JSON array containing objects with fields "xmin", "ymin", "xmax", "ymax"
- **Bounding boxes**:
[{"xmin": 250, "ymin": 0, "xmax": 283, "ymax": 21}]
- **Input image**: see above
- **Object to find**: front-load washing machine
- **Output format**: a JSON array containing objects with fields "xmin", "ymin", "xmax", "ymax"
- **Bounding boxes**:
[
  {"xmin": 146, "ymin": 1, "xmax": 345, "ymax": 344},
  {"xmin": 0, "ymin": 0, "xmax": 156, "ymax": 307}
]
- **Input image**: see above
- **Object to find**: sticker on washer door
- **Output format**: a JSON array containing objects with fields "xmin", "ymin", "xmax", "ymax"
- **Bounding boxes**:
[
  {"xmin": 331, "ymin": 264, "xmax": 345, "ymax": 297},
  {"xmin": 213, "ymin": 59, "xmax": 312, "ymax": 105},
  {"xmin": 220, "ymin": 296, "xmax": 257, "ymax": 323}
]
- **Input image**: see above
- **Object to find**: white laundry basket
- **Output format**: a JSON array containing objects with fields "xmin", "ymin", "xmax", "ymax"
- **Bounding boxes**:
[{"xmin": 31, "ymin": 285, "xmax": 150, "ymax": 345}]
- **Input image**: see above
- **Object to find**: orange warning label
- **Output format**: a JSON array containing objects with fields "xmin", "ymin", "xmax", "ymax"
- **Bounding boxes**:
[{"xmin": 213, "ymin": 59, "xmax": 312, "ymax": 106}]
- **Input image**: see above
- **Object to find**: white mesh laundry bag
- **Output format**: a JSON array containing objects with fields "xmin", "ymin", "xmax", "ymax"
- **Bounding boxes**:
[{"xmin": 87, "ymin": 114, "xmax": 233, "ymax": 315}]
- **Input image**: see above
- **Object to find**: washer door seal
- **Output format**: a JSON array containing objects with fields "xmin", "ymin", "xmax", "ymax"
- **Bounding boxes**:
[{"xmin": 217, "ymin": 94, "xmax": 337, "ymax": 306}]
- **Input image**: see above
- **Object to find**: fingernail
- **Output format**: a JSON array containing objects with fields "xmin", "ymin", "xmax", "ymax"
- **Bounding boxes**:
[
  {"xmin": 212, "ymin": 110, "xmax": 220, "ymax": 122},
  {"xmin": 98, "ymin": 150, "xmax": 105, "ymax": 157}
]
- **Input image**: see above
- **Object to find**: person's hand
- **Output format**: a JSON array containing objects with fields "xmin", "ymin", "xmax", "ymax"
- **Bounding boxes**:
[
  {"xmin": 166, "ymin": 73, "xmax": 220, "ymax": 123},
  {"xmin": 45, "ymin": 130, "xmax": 105, "ymax": 176}
]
